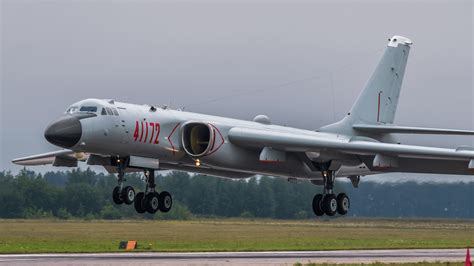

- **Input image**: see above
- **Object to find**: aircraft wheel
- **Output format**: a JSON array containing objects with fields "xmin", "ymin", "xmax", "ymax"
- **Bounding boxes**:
[
  {"xmin": 312, "ymin": 194, "xmax": 324, "ymax": 216},
  {"xmin": 145, "ymin": 192, "xmax": 160, "ymax": 214},
  {"xmin": 134, "ymin": 192, "xmax": 146, "ymax": 213},
  {"xmin": 159, "ymin": 191, "xmax": 173, "ymax": 213},
  {"xmin": 112, "ymin": 186, "xmax": 123, "ymax": 205},
  {"xmin": 323, "ymin": 194, "xmax": 337, "ymax": 216},
  {"xmin": 121, "ymin": 186, "xmax": 135, "ymax": 205},
  {"xmin": 336, "ymin": 193, "xmax": 350, "ymax": 215}
]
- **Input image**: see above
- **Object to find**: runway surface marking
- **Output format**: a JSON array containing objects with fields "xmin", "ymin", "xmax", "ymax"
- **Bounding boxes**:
[{"xmin": 0, "ymin": 249, "xmax": 467, "ymax": 265}]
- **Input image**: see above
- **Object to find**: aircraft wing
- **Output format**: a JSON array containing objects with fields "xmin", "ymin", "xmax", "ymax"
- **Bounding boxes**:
[
  {"xmin": 12, "ymin": 150, "xmax": 87, "ymax": 167},
  {"xmin": 228, "ymin": 127, "xmax": 474, "ymax": 168}
]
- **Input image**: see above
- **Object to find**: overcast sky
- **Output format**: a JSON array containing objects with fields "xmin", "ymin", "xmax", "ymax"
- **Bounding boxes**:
[{"xmin": 1, "ymin": 0, "xmax": 473, "ymax": 179}]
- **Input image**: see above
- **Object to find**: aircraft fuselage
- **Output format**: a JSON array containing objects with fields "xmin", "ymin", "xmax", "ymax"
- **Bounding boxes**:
[{"xmin": 52, "ymin": 98, "xmax": 366, "ymax": 180}]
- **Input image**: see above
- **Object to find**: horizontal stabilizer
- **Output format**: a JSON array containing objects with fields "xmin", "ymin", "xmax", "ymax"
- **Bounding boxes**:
[{"xmin": 353, "ymin": 124, "xmax": 474, "ymax": 135}]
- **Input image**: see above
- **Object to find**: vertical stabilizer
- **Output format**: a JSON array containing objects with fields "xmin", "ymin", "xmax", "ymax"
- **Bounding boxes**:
[{"xmin": 320, "ymin": 35, "xmax": 412, "ymax": 135}]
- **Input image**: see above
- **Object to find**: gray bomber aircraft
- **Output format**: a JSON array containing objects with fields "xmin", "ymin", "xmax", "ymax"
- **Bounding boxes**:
[{"xmin": 13, "ymin": 35, "xmax": 474, "ymax": 216}]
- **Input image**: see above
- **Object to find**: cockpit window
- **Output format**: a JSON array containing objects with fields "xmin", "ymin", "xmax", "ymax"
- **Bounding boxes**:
[
  {"xmin": 101, "ymin": 108, "xmax": 107, "ymax": 115},
  {"xmin": 79, "ymin": 106, "xmax": 98, "ymax": 113},
  {"xmin": 112, "ymin": 108, "xmax": 119, "ymax": 116},
  {"xmin": 105, "ymin": 107, "xmax": 113, "ymax": 115},
  {"xmin": 65, "ymin": 106, "xmax": 79, "ymax": 114}
]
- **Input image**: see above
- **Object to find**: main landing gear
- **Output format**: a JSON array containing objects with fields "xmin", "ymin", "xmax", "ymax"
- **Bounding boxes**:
[
  {"xmin": 111, "ymin": 159, "xmax": 172, "ymax": 214},
  {"xmin": 133, "ymin": 169, "xmax": 173, "ymax": 214},
  {"xmin": 312, "ymin": 171, "xmax": 350, "ymax": 217}
]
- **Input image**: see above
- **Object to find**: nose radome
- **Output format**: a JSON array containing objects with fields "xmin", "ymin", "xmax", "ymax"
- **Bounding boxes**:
[{"xmin": 44, "ymin": 115, "xmax": 82, "ymax": 148}]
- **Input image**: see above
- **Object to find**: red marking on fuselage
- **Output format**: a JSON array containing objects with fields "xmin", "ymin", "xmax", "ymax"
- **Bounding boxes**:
[
  {"xmin": 206, "ymin": 124, "xmax": 225, "ymax": 156},
  {"xmin": 377, "ymin": 91, "xmax": 382, "ymax": 122},
  {"xmin": 167, "ymin": 123, "xmax": 181, "ymax": 155},
  {"xmin": 154, "ymin": 123, "xmax": 160, "ymax": 144},
  {"xmin": 149, "ymin": 122, "xmax": 155, "ymax": 143},
  {"xmin": 139, "ymin": 121, "xmax": 144, "ymax": 142},
  {"xmin": 209, "ymin": 129, "xmax": 216, "ymax": 151},
  {"xmin": 372, "ymin": 166, "xmax": 394, "ymax": 170},
  {"xmin": 259, "ymin": 160, "xmax": 283, "ymax": 164},
  {"xmin": 133, "ymin": 121, "xmax": 139, "ymax": 141},
  {"xmin": 144, "ymin": 122, "xmax": 149, "ymax": 143}
]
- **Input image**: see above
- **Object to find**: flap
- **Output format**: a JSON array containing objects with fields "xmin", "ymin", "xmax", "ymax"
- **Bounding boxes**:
[
  {"xmin": 53, "ymin": 156, "xmax": 78, "ymax": 167},
  {"xmin": 373, "ymin": 154, "xmax": 399, "ymax": 168},
  {"xmin": 353, "ymin": 124, "xmax": 474, "ymax": 135},
  {"xmin": 259, "ymin": 147, "xmax": 286, "ymax": 163}
]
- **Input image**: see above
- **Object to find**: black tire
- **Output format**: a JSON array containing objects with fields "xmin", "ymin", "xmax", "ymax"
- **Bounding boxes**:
[
  {"xmin": 145, "ymin": 192, "xmax": 160, "ymax": 214},
  {"xmin": 323, "ymin": 194, "xmax": 337, "ymax": 216},
  {"xmin": 312, "ymin": 194, "xmax": 324, "ymax": 216},
  {"xmin": 121, "ymin": 186, "xmax": 135, "ymax": 205},
  {"xmin": 336, "ymin": 193, "xmax": 350, "ymax": 215},
  {"xmin": 134, "ymin": 192, "xmax": 146, "ymax": 214},
  {"xmin": 159, "ymin": 191, "xmax": 173, "ymax": 213},
  {"xmin": 112, "ymin": 186, "xmax": 123, "ymax": 205}
]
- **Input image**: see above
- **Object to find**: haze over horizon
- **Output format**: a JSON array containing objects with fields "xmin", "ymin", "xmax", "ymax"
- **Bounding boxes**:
[{"xmin": 1, "ymin": 0, "xmax": 473, "ymax": 183}]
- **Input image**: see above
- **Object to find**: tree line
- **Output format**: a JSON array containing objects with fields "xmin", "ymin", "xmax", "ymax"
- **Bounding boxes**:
[{"xmin": 0, "ymin": 168, "xmax": 472, "ymax": 220}]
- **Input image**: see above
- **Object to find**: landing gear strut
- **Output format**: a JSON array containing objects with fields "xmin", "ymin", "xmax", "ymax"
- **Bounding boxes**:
[
  {"xmin": 110, "ymin": 158, "xmax": 173, "ymax": 215},
  {"xmin": 133, "ymin": 169, "xmax": 173, "ymax": 214},
  {"xmin": 312, "ymin": 170, "xmax": 350, "ymax": 217},
  {"xmin": 112, "ymin": 158, "xmax": 135, "ymax": 205}
]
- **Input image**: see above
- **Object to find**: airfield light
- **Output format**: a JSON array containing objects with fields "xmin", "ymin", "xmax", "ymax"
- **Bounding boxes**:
[{"xmin": 195, "ymin": 159, "xmax": 201, "ymax": 167}]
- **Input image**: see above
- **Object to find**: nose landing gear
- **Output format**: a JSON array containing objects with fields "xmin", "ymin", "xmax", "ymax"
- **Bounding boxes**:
[
  {"xmin": 112, "ymin": 159, "xmax": 136, "ymax": 205},
  {"xmin": 312, "ymin": 170, "xmax": 350, "ymax": 217},
  {"xmin": 113, "ymin": 185, "xmax": 135, "ymax": 205}
]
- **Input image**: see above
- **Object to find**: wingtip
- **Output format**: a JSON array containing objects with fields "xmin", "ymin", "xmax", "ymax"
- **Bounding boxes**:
[
  {"xmin": 11, "ymin": 157, "xmax": 23, "ymax": 164},
  {"xmin": 11, "ymin": 158, "xmax": 28, "ymax": 166}
]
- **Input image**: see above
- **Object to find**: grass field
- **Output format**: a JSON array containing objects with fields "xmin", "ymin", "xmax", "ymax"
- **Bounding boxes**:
[{"xmin": 0, "ymin": 218, "xmax": 473, "ymax": 253}]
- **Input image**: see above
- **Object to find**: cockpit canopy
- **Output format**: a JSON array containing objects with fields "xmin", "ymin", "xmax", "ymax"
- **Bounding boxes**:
[
  {"xmin": 64, "ymin": 99, "xmax": 120, "ymax": 116},
  {"xmin": 64, "ymin": 98, "xmax": 105, "ymax": 114},
  {"xmin": 65, "ymin": 106, "xmax": 98, "ymax": 114}
]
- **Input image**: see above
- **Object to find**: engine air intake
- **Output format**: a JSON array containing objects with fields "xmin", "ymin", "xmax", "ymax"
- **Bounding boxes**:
[{"xmin": 182, "ymin": 123, "xmax": 213, "ymax": 157}]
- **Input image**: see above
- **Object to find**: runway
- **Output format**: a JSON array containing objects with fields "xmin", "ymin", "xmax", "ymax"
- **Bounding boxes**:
[{"xmin": 0, "ymin": 249, "xmax": 468, "ymax": 265}]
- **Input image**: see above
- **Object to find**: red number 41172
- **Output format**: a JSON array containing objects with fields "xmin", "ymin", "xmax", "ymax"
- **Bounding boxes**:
[{"xmin": 133, "ymin": 121, "xmax": 160, "ymax": 144}]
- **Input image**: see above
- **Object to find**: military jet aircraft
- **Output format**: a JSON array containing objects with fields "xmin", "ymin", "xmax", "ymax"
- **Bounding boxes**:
[{"xmin": 13, "ymin": 35, "xmax": 474, "ymax": 216}]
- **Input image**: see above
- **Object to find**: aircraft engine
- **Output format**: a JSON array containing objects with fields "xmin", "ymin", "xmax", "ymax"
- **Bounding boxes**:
[{"xmin": 181, "ymin": 122, "xmax": 220, "ymax": 157}]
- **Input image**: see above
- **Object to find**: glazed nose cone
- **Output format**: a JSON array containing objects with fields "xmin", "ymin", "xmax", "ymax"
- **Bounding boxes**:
[{"xmin": 44, "ymin": 115, "xmax": 82, "ymax": 148}]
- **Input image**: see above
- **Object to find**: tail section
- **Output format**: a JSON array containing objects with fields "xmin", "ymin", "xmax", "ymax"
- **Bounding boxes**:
[
  {"xmin": 320, "ymin": 35, "xmax": 412, "ymax": 135},
  {"xmin": 351, "ymin": 35, "xmax": 412, "ymax": 124}
]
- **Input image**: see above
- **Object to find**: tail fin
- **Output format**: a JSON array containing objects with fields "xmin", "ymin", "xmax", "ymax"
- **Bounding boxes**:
[{"xmin": 320, "ymin": 35, "xmax": 412, "ymax": 134}]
